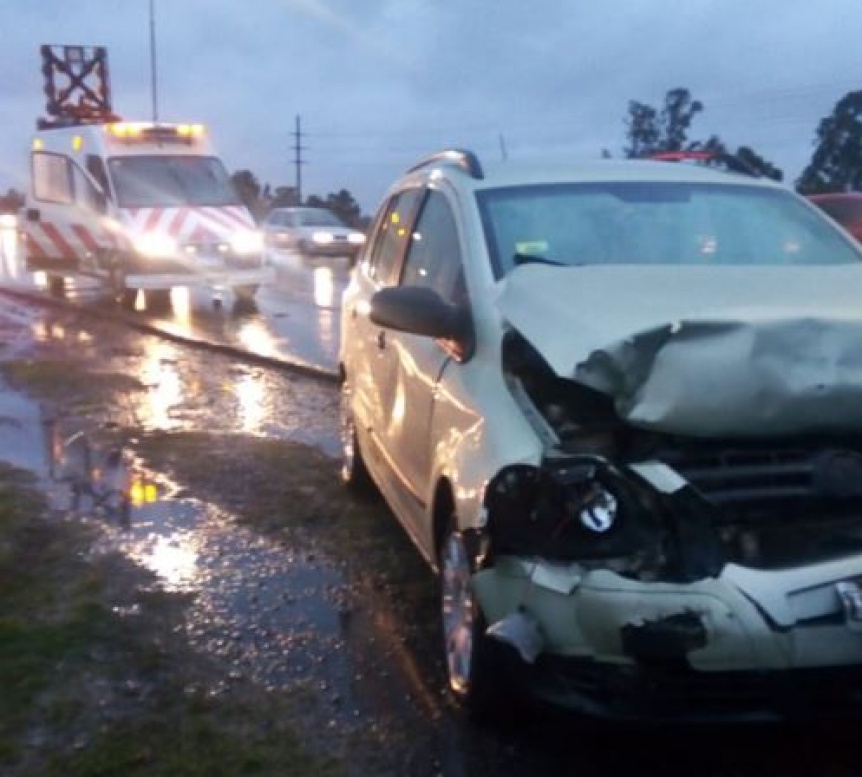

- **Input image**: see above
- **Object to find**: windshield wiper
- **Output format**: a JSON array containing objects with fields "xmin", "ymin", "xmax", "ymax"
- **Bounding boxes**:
[{"xmin": 512, "ymin": 252, "xmax": 567, "ymax": 267}]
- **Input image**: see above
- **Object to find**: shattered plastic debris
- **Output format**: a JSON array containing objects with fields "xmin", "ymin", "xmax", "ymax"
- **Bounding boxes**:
[{"xmin": 486, "ymin": 610, "xmax": 544, "ymax": 664}]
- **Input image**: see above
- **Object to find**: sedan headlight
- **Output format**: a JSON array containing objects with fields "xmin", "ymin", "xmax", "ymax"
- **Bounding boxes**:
[
  {"xmin": 348, "ymin": 232, "xmax": 366, "ymax": 245},
  {"xmin": 230, "ymin": 230, "xmax": 264, "ymax": 255},
  {"xmin": 134, "ymin": 231, "xmax": 178, "ymax": 258},
  {"xmin": 312, "ymin": 231, "xmax": 334, "ymax": 245}
]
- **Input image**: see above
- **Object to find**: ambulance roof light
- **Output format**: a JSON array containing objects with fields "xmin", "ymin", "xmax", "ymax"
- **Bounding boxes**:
[{"xmin": 106, "ymin": 122, "xmax": 205, "ymax": 143}]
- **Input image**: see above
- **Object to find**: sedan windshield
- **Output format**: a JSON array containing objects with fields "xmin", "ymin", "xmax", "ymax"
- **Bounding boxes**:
[
  {"xmin": 108, "ymin": 155, "xmax": 240, "ymax": 208},
  {"xmin": 478, "ymin": 182, "xmax": 861, "ymax": 278}
]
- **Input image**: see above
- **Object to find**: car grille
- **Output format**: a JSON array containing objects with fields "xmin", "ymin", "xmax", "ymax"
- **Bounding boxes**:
[
  {"xmin": 183, "ymin": 240, "xmax": 229, "ymax": 256},
  {"xmin": 654, "ymin": 441, "xmax": 862, "ymax": 524},
  {"xmin": 181, "ymin": 242, "xmax": 261, "ymax": 267},
  {"xmin": 664, "ymin": 446, "xmax": 813, "ymax": 503}
]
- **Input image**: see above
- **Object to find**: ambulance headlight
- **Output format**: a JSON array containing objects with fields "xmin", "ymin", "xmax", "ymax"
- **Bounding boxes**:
[
  {"xmin": 312, "ymin": 231, "xmax": 334, "ymax": 245},
  {"xmin": 134, "ymin": 232, "xmax": 178, "ymax": 258},
  {"xmin": 230, "ymin": 230, "xmax": 264, "ymax": 255}
]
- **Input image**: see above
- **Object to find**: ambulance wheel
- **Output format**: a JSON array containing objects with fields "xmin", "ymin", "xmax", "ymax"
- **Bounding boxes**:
[
  {"xmin": 146, "ymin": 289, "xmax": 172, "ymax": 310},
  {"xmin": 109, "ymin": 269, "xmax": 136, "ymax": 310},
  {"xmin": 47, "ymin": 274, "xmax": 65, "ymax": 299},
  {"xmin": 118, "ymin": 288, "xmax": 138, "ymax": 310}
]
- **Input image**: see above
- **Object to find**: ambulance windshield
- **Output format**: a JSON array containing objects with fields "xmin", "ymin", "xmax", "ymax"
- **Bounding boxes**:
[{"xmin": 108, "ymin": 156, "xmax": 240, "ymax": 208}]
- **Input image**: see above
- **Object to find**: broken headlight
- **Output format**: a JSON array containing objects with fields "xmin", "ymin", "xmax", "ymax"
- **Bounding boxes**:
[{"xmin": 485, "ymin": 458, "xmax": 659, "ymax": 562}]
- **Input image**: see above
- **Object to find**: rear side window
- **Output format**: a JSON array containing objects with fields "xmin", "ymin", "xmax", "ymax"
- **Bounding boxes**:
[
  {"xmin": 366, "ymin": 189, "xmax": 424, "ymax": 286},
  {"xmin": 32, "ymin": 152, "xmax": 72, "ymax": 204}
]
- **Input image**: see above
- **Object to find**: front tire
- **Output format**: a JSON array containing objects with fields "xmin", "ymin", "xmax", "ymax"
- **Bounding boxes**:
[
  {"xmin": 47, "ymin": 274, "xmax": 66, "ymax": 299},
  {"xmin": 145, "ymin": 289, "xmax": 172, "ymax": 311},
  {"xmin": 339, "ymin": 378, "xmax": 373, "ymax": 492},
  {"xmin": 109, "ymin": 267, "xmax": 137, "ymax": 310},
  {"xmin": 440, "ymin": 524, "xmax": 499, "ymax": 716}
]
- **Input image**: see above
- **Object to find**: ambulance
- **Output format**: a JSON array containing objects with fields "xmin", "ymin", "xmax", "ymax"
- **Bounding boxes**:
[
  {"xmin": 23, "ymin": 44, "xmax": 272, "ymax": 305},
  {"xmin": 24, "ymin": 120, "xmax": 273, "ymax": 305}
]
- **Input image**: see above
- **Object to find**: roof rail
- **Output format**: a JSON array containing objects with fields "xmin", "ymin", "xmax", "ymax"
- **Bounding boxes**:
[{"xmin": 407, "ymin": 149, "xmax": 484, "ymax": 180}]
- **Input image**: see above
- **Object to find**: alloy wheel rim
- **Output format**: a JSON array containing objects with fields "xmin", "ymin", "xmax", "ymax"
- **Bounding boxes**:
[{"xmin": 441, "ymin": 531, "xmax": 475, "ymax": 694}]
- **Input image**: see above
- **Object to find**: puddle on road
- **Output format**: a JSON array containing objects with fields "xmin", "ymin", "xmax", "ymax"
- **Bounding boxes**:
[
  {"xmin": 95, "ymin": 488, "xmax": 355, "ymax": 712},
  {"xmin": 23, "ymin": 311, "xmax": 340, "ymax": 455},
  {"xmin": 0, "ymin": 377, "xmax": 358, "ymax": 718}
]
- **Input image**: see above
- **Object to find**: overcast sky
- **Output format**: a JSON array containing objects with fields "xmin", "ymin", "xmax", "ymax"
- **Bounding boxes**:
[{"xmin": 2, "ymin": 0, "xmax": 861, "ymax": 212}]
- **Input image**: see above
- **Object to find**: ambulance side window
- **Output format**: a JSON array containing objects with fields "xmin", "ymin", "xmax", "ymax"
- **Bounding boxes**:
[{"xmin": 32, "ymin": 152, "xmax": 72, "ymax": 204}]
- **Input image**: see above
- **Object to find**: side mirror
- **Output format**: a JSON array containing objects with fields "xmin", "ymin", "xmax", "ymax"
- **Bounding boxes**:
[{"xmin": 370, "ymin": 286, "xmax": 466, "ymax": 341}]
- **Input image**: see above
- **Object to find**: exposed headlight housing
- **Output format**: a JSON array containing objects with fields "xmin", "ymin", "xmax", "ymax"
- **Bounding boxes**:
[
  {"xmin": 230, "ymin": 230, "xmax": 264, "ymax": 255},
  {"xmin": 348, "ymin": 232, "xmax": 366, "ymax": 245},
  {"xmin": 133, "ymin": 231, "xmax": 178, "ymax": 258},
  {"xmin": 312, "ymin": 231, "xmax": 334, "ymax": 245},
  {"xmin": 577, "ymin": 484, "xmax": 618, "ymax": 533}
]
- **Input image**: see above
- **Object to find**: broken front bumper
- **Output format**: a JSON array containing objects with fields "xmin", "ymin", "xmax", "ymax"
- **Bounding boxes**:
[{"xmin": 473, "ymin": 555, "xmax": 862, "ymax": 721}]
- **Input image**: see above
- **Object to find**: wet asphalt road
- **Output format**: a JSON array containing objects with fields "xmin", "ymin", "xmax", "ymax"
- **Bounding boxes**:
[
  {"xmin": 2, "ymin": 231, "xmax": 862, "ymax": 774},
  {"xmin": 0, "ymin": 225, "xmax": 345, "ymax": 376}
]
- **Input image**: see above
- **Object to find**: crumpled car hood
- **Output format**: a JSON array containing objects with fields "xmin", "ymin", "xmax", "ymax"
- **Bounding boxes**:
[{"xmin": 496, "ymin": 264, "xmax": 862, "ymax": 437}]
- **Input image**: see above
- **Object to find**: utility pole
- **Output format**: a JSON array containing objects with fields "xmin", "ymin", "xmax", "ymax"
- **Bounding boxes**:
[
  {"xmin": 499, "ymin": 133, "xmax": 508, "ymax": 161},
  {"xmin": 149, "ymin": 0, "xmax": 159, "ymax": 122},
  {"xmin": 292, "ymin": 114, "xmax": 306, "ymax": 204}
]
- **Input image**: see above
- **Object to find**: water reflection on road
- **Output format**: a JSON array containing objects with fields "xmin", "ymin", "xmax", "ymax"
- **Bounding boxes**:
[
  {"xmin": 1, "ymin": 383, "xmax": 359, "ymax": 715},
  {"xmin": 0, "ymin": 226, "xmax": 347, "ymax": 374}
]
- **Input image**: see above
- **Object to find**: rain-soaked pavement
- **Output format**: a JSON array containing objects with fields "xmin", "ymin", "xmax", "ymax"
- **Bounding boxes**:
[
  {"xmin": 0, "ymin": 221, "xmax": 344, "ymax": 374},
  {"xmin": 3, "ymin": 229, "xmax": 862, "ymax": 775}
]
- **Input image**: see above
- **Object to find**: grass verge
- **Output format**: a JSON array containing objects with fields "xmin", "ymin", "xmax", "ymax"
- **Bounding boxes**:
[{"xmin": 0, "ymin": 461, "xmax": 340, "ymax": 776}]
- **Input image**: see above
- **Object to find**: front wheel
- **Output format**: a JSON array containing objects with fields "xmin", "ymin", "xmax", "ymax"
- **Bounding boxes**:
[
  {"xmin": 440, "ymin": 525, "xmax": 499, "ymax": 715},
  {"xmin": 109, "ymin": 267, "xmax": 137, "ymax": 310},
  {"xmin": 145, "ymin": 289, "xmax": 172, "ymax": 310},
  {"xmin": 47, "ymin": 274, "xmax": 66, "ymax": 299}
]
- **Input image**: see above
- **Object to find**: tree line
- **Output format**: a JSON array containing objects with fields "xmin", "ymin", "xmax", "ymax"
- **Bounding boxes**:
[
  {"xmin": 621, "ymin": 85, "xmax": 862, "ymax": 193},
  {"xmin": 229, "ymin": 172, "xmax": 365, "ymax": 228},
  {"xmin": 2, "ymin": 89, "xmax": 861, "ymax": 218},
  {"xmin": 231, "ymin": 87, "xmax": 862, "ymax": 224}
]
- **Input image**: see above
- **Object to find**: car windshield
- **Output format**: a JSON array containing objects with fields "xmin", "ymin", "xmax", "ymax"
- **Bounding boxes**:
[
  {"xmin": 108, "ymin": 155, "xmax": 240, "ymax": 208},
  {"xmin": 478, "ymin": 182, "xmax": 862, "ymax": 278},
  {"xmin": 296, "ymin": 209, "xmax": 344, "ymax": 227}
]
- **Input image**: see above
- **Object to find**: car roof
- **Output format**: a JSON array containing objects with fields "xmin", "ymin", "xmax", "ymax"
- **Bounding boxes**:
[{"xmin": 396, "ymin": 154, "xmax": 786, "ymax": 195}]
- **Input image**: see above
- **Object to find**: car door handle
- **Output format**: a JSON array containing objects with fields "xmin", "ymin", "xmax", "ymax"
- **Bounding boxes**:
[{"xmin": 376, "ymin": 330, "xmax": 387, "ymax": 350}]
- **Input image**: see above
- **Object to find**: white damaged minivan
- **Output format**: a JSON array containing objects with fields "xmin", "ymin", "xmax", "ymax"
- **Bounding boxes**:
[{"xmin": 339, "ymin": 150, "xmax": 862, "ymax": 721}]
